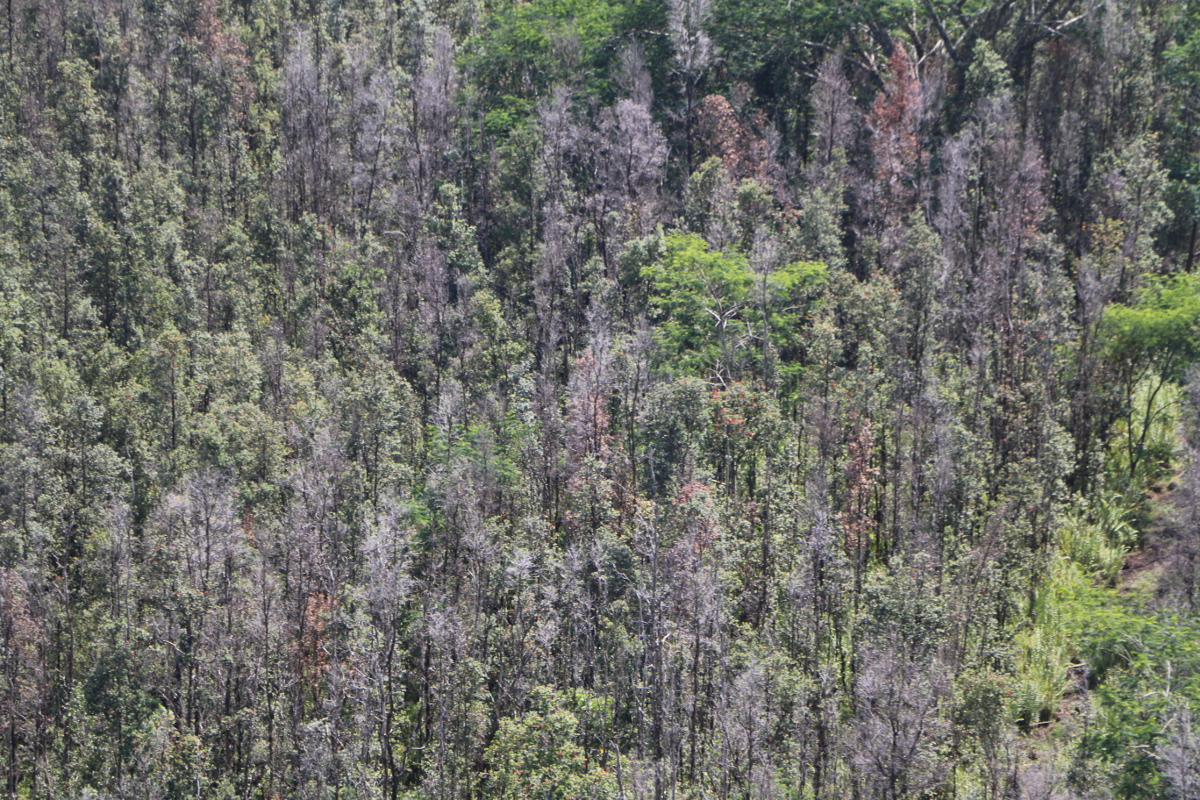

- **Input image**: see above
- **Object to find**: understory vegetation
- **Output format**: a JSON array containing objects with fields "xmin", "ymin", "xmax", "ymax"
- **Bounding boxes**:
[{"xmin": 4, "ymin": 0, "xmax": 1200, "ymax": 797}]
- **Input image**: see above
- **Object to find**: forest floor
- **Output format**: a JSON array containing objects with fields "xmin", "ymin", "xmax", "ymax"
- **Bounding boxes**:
[
  {"xmin": 1119, "ymin": 536, "xmax": 1166, "ymax": 596},
  {"xmin": 1121, "ymin": 479, "xmax": 1186, "ymax": 598}
]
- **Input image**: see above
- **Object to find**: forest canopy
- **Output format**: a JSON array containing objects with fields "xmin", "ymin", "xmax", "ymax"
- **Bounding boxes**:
[{"xmin": 4, "ymin": 0, "xmax": 1200, "ymax": 798}]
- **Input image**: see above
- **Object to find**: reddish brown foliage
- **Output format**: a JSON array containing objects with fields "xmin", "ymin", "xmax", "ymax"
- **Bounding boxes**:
[
  {"xmin": 841, "ymin": 418, "xmax": 878, "ymax": 560},
  {"xmin": 297, "ymin": 590, "xmax": 333, "ymax": 679},
  {"xmin": 565, "ymin": 349, "xmax": 613, "ymax": 466},
  {"xmin": 699, "ymin": 92, "xmax": 770, "ymax": 182},
  {"xmin": 869, "ymin": 48, "xmax": 923, "ymax": 222}
]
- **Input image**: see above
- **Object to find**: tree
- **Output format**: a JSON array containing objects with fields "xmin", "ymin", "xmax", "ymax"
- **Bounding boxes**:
[
  {"xmin": 667, "ymin": 0, "xmax": 712, "ymax": 172},
  {"xmin": 1102, "ymin": 273, "xmax": 1200, "ymax": 483}
]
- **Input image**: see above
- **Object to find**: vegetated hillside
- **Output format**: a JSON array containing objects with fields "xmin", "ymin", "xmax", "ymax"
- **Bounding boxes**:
[{"xmin": 3, "ymin": 0, "xmax": 1200, "ymax": 797}]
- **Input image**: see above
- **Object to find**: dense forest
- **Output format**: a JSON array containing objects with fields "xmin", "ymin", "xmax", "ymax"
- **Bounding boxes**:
[{"xmin": 6, "ymin": 0, "xmax": 1200, "ymax": 796}]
